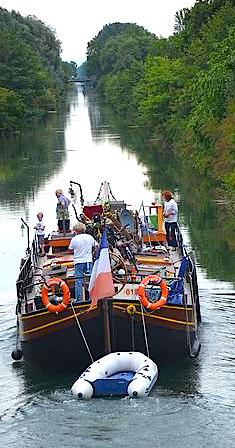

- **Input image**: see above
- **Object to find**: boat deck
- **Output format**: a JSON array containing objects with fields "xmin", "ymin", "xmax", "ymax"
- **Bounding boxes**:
[{"xmin": 20, "ymin": 241, "xmax": 191, "ymax": 315}]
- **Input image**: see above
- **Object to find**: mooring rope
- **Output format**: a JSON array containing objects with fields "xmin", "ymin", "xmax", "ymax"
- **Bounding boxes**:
[
  {"xmin": 184, "ymin": 290, "xmax": 197, "ymax": 358},
  {"xmin": 71, "ymin": 302, "xmax": 94, "ymax": 363},
  {"xmin": 186, "ymin": 272, "xmax": 200, "ymax": 357}
]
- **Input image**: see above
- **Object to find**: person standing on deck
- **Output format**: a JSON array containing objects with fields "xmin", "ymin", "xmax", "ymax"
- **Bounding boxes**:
[
  {"xmin": 55, "ymin": 189, "xmax": 71, "ymax": 231},
  {"xmin": 161, "ymin": 190, "xmax": 178, "ymax": 249},
  {"xmin": 68, "ymin": 222, "xmax": 99, "ymax": 303}
]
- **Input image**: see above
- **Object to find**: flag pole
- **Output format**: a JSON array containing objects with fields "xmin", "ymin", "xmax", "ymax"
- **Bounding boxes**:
[
  {"xmin": 102, "ymin": 221, "xmax": 111, "ymax": 354},
  {"xmin": 88, "ymin": 225, "xmax": 115, "ymax": 353}
]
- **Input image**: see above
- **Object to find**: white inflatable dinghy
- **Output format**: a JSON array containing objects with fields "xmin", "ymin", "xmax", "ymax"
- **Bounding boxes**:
[{"xmin": 71, "ymin": 351, "xmax": 158, "ymax": 399}]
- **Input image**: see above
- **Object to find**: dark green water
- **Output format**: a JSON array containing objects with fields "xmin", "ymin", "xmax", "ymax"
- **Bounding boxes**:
[{"xmin": 0, "ymin": 85, "xmax": 234, "ymax": 447}]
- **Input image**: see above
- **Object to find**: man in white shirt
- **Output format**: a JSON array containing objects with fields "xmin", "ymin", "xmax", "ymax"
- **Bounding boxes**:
[
  {"xmin": 162, "ymin": 190, "xmax": 178, "ymax": 249},
  {"xmin": 69, "ymin": 222, "xmax": 98, "ymax": 302}
]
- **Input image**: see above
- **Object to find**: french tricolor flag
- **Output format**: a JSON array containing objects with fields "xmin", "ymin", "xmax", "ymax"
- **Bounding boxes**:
[{"xmin": 88, "ymin": 227, "xmax": 115, "ymax": 307}]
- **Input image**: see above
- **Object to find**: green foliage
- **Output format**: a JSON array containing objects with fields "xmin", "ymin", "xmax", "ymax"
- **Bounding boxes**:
[
  {"xmin": 62, "ymin": 61, "xmax": 74, "ymax": 81},
  {"xmin": 0, "ymin": 87, "xmax": 25, "ymax": 131},
  {"xmin": 185, "ymin": 2, "xmax": 235, "ymax": 68},
  {"xmin": 133, "ymin": 56, "xmax": 190, "ymax": 127},
  {"xmin": 77, "ymin": 62, "xmax": 87, "ymax": 80},
  {"xmin": 100, "ymin": 61, "xmax": 144, "ymax": 117},
  {"xmin": 86, "ymin": 2, "xmax": 235, "ymax": 198},
  {"xmin": 180, "ymin": 23, "xmax": 235, "ymax": 172},
  {"xmin": 0, "ymin": 31, "xmax": 52, "ymax": 108},
  {"xmin": 86, "ymin": 22, "xmax": 162, "ymax": 79},
  {"xmin": 0, "ymin": 7, "xmax": 70, "ymax": 132},
  {"xmin": 69, "ymin": 61, "xmax": 78, "ymax": 78}
]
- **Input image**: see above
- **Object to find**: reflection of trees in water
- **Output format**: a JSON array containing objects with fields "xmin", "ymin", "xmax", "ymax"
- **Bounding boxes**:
[
  {"xmin": 87, "ymin": 95, "xmax": 103, "ymax": 132},
  {"xmin": 0, "ymin": 87, "xmax": 78, "ymax": 208},
  {"xmin": 14, "ymin": 363, "xmax": 74, "ymax": 395},
  {"xmin": 179, "ymin": 172, "xmax": 235, "ymax": 282},
  {"xmin": 95, "ymin": 100, "xmax": 235, "ymax": 282},
  {"xmin": 158, "ymin": 358, "xmax": 200, "ymax": 395},
  {"xmin": 95, "ymin": 100, "xmax": 181, "ymax": 189},
  {"xmin": 0, "ymin": 114, "xmax": 66, "ymax": 208}
]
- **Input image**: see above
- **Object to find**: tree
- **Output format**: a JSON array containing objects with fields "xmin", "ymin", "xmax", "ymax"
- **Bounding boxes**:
[
  {"xmin": 133, "ymin": 56, "xmax": 190, "ymax": 127},
  {"xmin": 0, "ymin": 87, "xmax": 25, "ymax": 132},
  {"xmin": 0, "ymin": 7, "xmax": 69, "ymax": 130}
]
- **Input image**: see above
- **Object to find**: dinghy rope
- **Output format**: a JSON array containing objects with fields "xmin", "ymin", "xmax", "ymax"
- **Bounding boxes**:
[
  {"xmin": 140, "ymin": 304, "xmax": 150, "ymax": 358},
  {"xmin": 71, "ymin": 302, "xmax": 94, "ymax": 363}
]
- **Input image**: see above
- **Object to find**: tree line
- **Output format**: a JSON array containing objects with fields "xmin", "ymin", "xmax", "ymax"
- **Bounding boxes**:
[
  {"xmin": 0, "ymin": 7, "xmax": 74, "ymax": 132},
  {"xmin": 85, "ymin": 0, "xmax": 235, "ymax": 200}
]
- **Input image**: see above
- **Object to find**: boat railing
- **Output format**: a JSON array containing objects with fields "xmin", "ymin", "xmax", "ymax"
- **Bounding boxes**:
[
  {"xmin": 176, "ymin": 225, "xmax": 184, "ymax": 255},
  {"xmin": 16, "ymin": 255, "xmax": 33, "ymax": 309},
  {"xmin": 16, "ymin": 233, "xmax": 40, "ymax": 308},
  {"xmin": 31, "ymin": 232, "xmax": 40, "ymax": 264}
]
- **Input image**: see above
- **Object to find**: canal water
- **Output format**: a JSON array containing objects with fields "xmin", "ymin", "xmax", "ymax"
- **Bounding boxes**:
[{"xmin": 0, "ymin": 85, "xmax": 234, "ymax": 447}]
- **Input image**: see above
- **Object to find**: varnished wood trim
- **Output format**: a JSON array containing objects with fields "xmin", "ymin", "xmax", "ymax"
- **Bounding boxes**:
[{"xmin": 113, "ymin": 304, "xmax": 194, "ymax": 326}]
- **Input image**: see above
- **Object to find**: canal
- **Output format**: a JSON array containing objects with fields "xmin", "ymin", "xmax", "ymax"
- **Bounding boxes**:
[{"xmin": 0, "ymin": 84, "xmax": 234, "ymax": 447}]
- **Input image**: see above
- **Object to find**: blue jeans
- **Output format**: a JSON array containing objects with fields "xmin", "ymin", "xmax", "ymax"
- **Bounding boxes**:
[
  {"xmin": 165, "ymin": 222, "xmax": 178, "ymax": 247},
  {"xmin": 74, "ymin": 262, "xmax": 93, "ymax": 302}
]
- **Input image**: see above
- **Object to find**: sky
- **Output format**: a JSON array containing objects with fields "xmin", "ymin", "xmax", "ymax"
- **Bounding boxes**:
[{"xmin": 1, "ymin": 0, "xmax": 196, "ymax": 64}]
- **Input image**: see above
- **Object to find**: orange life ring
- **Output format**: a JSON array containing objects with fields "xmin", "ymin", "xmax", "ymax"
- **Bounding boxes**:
[
  {"xmin": 41, "ymin": 277, "xmax": 70, "ymax": 313},
  {"xmin": 136, "ymin": 275, "xmax": 168, "ymax": 310}
]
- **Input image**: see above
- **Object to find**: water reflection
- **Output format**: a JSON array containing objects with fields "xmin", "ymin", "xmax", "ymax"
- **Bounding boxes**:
[
  {"xmin": 1, "ymin": 85, "xmax": 234, "ymax": 283},
  {"xmin": 0, "ymin": 84, "xmax": 234, "ymax": 448},
  {"xmin": 178, "ymin": 174, "xmax": 235, "ymax": 281},
  {"xmin": 157, "ymin": 358, "xmax": 201, "ymax": 396},
  {"xmin": 94, "ymin": 100, "xmax": 235, "ymax": 283},
  {"xmin": 0, "ymin": 93, "xmax": 76, "ymax": 209},
  {"xmin": 92, "ymin": 101, "xmax": 181, "ymax": 190}
]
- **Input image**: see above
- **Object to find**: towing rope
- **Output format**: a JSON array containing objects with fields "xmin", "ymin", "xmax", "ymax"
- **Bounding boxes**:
[
  {"xmin": 71, "ymin": 302, "xmax": 94, "ymax": 363},
  {"xmin": 140, "ymin": 303, "xmax": 150, "ymax": 358}
]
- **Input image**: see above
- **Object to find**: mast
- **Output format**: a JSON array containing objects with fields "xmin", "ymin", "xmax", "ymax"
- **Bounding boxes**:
[{"xmin": 103, "ymin": 181, "xmax": 110, "ymax": 203}]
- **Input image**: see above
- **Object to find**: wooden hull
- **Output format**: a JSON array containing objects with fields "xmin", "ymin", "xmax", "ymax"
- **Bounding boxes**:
[{"xmin": 19, "ymin": 299, "xmax": 200, "ymax": 372}]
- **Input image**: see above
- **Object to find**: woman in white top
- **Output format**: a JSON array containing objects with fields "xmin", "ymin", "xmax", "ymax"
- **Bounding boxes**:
[
  {"xmin": 69, "ymin": 222, "xmax": 98, "ymax": 302},
  {"xmin": 161, "ymin": 190, "xmax": 178, "ymax": 249}
]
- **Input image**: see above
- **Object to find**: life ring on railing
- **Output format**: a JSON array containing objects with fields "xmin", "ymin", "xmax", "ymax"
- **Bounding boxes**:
[
  {"xmin": 41, "ymin": 277, "xmax": 70, "ymax": 313},
  {"xmin": 136, "ymin": 275, "xmax": 168, "ymax": 311}
]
